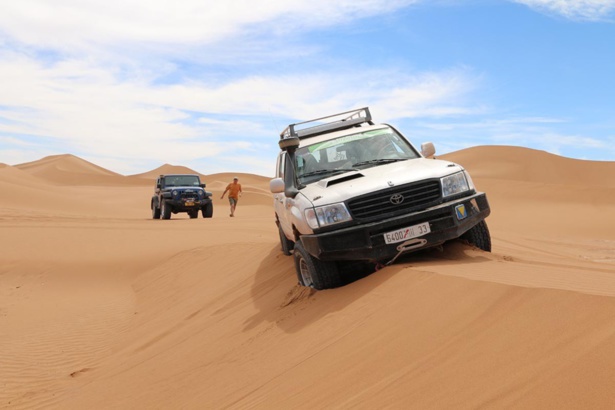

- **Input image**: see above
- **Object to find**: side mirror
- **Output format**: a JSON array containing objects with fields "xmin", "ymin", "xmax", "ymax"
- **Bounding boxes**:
[
  {"xmin": 270, "ymin": 178, "xmax": 285, "ymax": 194},
  {"xmin": 421, "ymin": 142, "xmax": 436, "ymax": 159},
  {"xmin": 200, "ymin": 183, "xmax": 206, "ymax": 188}
]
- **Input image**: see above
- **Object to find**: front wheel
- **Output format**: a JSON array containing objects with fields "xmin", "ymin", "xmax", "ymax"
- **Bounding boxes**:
[
  {"xmin": 152, "ymin": 201, "xmax": 161, "ymax": 219},
  {"xmin": 460, "ymin": 220, "xmax": 491, "ymax": 252},
  {"xmin": 161, "ymin": 200, "xmax": 171, "ymax": 219},
  {"xmin": 189, "ymin": 210, "xmax": 198, "ymax": 219},
  {"xmin": 202, "ymin": 202, "xmax": 213, "ymax": 218},
  {"xmin": 293, "ymin": 241, "xmax": 342, "ymax": 290}
]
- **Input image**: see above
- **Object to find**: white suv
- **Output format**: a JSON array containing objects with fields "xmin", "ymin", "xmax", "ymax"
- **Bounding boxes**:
[{"xmin": 270, "ymin": 107, "xmax": 491, "ymax": 290}]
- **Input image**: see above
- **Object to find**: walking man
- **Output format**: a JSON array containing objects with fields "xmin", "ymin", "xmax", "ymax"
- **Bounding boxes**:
[{"xmin": 221, "ymin": 177, "xmax": 242, "ymax": 217}]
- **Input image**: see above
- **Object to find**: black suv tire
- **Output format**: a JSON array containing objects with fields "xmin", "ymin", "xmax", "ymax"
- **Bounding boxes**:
[
  {"xmin": 152, "ymin": 203, "xmax": 161, "ymax": 219},
  {"xmin": 202, "ymin": 203, "xmax": 213, "ymax": 218},
  {"xmin": 161, "ymin": 200, "xmax": 172, "ymax": 220}
]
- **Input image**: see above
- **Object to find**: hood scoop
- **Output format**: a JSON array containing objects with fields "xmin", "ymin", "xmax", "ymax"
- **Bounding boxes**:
[{"xmin": 319, "ymin": 172, "xmax": 364, "ymax": 188}]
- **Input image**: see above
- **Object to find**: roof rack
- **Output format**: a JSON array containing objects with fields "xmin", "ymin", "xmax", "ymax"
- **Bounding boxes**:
[{"xmin": 280, "ymin": 107, "xmax": 373, "ymax": 140}]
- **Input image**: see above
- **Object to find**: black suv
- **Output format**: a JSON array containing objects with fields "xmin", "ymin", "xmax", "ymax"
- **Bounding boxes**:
[{"xmin": 151, "ymin": 174, "xmax": 213, "ymax": 219}]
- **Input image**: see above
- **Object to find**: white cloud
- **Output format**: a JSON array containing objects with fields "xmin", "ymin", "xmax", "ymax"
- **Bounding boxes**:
[
  {"xmin": 0, "ymin": 43, "xmax": 478, "ymax": 175},
  {"xmin": 513, "ymin": 0, "xmax": 615, "ymax": 21},
  {"xmin": 0, "ymin": 0, "xmax": 419, "ymax": 52},
  {"xmin": 3, "ymin": 0, "xmax": 610, "ymax": 176}
]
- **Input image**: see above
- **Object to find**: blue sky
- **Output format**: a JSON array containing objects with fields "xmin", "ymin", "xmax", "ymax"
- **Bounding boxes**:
[{"xmin": 1, "ymin": 0, "xmax": 614, "ymax": 177}]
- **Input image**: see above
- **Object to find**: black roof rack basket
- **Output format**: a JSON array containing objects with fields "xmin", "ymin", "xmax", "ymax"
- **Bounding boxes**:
[{"xmin": 280, "ymin": 107, "xmax": 373, "ymax": 140}]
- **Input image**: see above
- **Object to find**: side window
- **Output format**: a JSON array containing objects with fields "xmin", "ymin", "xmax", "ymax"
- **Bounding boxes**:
[{"xmin": 277, "ymin": 153, "xmax": 285, "ymax": 179}]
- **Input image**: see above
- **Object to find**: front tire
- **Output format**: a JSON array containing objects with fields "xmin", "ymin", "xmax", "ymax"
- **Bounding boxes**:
[
  {"xmin": 293, "ymin": 241, "xmax": 342, "ymax": 290},
  {"xmin": 278, "ymin": 225, "xmax": 294, "ymax": 256},
  {"xmin": 161, "ymin": 200, "xmax": 171, "ymax": 219},
  {"xmin": 152, "ymin": 202, "xmax": 161, "ymax": 219},
  {"xmin": 189, "ymin": 210, "xmax": 198, "ymax": 219},
  {"xmin": 202, "ymin": 202, "xmax": 213, "ymax": 218},
  {"xmin": 460, "ymin": 220, "xmax": 491, "ymax": 252}
]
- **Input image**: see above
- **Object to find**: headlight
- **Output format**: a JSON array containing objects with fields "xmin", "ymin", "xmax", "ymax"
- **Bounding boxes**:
[
  {"xmin": 198, "ymin": 190, "xmax": 204, "ymax": 198},
  {"xmin": 441, "ymin": 172, "xmax": 470, "ymax": 197},
  {"xmin": 172, "ymin": 190, "xmax": 178, "ymax": 197},
  {"xmin": 305, "ymin": 203, "xmax": 352, "ymax": 229}
]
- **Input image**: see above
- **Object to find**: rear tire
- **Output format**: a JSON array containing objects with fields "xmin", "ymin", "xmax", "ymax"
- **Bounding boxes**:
[
  {"xmin": 460, "ymin": 220, "xmax": 491, "ymax": 252},
  {"xmin": 202, "ymin": 203, "xmax": 213, "ymax": 218},
  {"xmin": 161, "ymin": 200, "xmax": 171, "ymax": 219},
  {"xmin": 293, "ymin": 241, "xmax": 342, "ymax": 290},
  {"xmin": 279, "ymin": 225, "xmax": 294, "ymax": 256}
]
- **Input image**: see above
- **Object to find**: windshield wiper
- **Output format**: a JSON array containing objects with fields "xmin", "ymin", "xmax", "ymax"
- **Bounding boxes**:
[{"xmin": 353, "ymin": 158, "xmax": 407, "ymax": 167}]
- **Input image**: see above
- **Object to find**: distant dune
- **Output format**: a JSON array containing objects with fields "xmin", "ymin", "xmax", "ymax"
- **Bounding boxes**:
[
  {"xmin": 441, "ymin": 145, "xmax": 615, "ymax": 187},
  {"xmin": 15, "ymin": 154, "xmax": 146, "ymax": 186},
  {"xmin": 130, "ymin": 164, "xmax": 203, "ymax": 180},
  {"xmin": 2, "ymin": 145, "xmax": 615, "ymax": 409}
]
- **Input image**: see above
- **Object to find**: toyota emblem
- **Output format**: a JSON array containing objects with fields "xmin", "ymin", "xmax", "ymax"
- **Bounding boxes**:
[{"xmin": 390, "ymin": 193, "xmax": 404, "ymax": 205}]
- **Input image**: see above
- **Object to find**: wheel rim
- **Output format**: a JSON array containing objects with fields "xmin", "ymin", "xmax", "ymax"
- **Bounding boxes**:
[{"xmin": 299, "ymin": 258, "xmax": 313, "ymax": 287}]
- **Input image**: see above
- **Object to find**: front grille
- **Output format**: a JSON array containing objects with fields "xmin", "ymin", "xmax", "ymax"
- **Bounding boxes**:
[
  {"xmin": 180, "ymin": 191, "xmax": 199, "ymax": 201},
  {"xmin": 347, "ymin": 180, "xmax": 441, "ymax": 220}
]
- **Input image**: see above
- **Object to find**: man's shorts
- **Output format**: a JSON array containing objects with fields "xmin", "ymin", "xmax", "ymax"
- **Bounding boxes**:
[{"xmin": 229, "ymin": 197, "xmax": 238, "ymax": 206}]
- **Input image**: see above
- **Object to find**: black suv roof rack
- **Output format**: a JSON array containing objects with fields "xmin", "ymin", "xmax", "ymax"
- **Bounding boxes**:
[{"xmin": 280, "ymin": 107, "xmax": 374, "ymax": 140}]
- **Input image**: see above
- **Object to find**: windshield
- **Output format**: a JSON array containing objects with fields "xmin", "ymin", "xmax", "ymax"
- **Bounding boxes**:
[
  {"xmin": 295, "ymin": 127, "xmax": 420, "ymax": 184},
  {"xmin": 163, "ymin": 175, "xmax": 201, "ymax": 187}
]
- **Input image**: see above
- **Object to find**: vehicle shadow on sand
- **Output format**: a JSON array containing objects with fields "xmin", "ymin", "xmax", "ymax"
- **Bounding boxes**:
[{"xmin": 244, "ymin": 240, "xmax": 491, "ymax": 334}]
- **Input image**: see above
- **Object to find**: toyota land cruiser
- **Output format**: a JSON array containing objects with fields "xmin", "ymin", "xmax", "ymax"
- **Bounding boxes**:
[{"xmin": 270, "ymin": 107, "xmax": 491, "ymax": 290}]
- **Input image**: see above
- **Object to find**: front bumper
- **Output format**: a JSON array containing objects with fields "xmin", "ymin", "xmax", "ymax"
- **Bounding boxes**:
[
  {"xmin": 164, "ymin": 198, "xmax": 212, "ymax": 211},
  {"xmin": 300, "ymin": 192, "xmax": 490, "ymax": 262}
]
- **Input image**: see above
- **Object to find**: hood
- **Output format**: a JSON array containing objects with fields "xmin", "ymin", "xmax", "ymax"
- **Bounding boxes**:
[
  {"xmin": 300, "ymin": 158, "xmax": 464, "ymax": 205},
  {"xmin": 162, "ymin": 186, "xmax": 204, "ymax": 192}
]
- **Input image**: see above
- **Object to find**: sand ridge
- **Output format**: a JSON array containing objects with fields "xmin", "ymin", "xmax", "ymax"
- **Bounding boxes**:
[{"xmin": 1, "ymin": 146, "xmax": 615, "ymax": 409}]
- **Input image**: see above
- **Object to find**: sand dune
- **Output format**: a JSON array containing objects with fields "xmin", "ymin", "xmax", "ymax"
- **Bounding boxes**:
[
  {"xmin": 1, "ymin": 146, "xmax": 615, "ymax": 409},
  {"xmin": 441, "ymin": 145, "xmax": 615, "ymax": 187},
  {"xmin": 16, "ymin": 154, "xmax": 146, "ymax": 186},
  {"xmin": 130, "ymin": 164, "xmax": 203, "ymax": 180}
]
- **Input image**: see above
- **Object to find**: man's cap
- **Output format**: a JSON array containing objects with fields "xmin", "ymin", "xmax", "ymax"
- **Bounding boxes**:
[{"xmin": 233, "ymin": 177, "xmax": 238, "ymax": 180}]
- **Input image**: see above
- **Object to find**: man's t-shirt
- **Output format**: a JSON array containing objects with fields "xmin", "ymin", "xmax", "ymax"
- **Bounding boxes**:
[{"xmin": 226, "ymin": 183, "xmax": 242, "ymax": 198}]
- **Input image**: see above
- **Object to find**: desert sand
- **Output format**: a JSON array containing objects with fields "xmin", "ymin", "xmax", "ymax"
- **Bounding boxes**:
[{"xmin": 1, "ymin": 147, "xmax": 614, "ymax": 409}]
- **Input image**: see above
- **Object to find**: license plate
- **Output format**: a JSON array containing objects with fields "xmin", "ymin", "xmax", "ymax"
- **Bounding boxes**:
[
  {"xmin": 384, "ymin": 222, "xmax": 431, "ymax": 244},
  {"xmin": 185, "ymin": 201, "xmax": 195, "ymax": 206}
]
